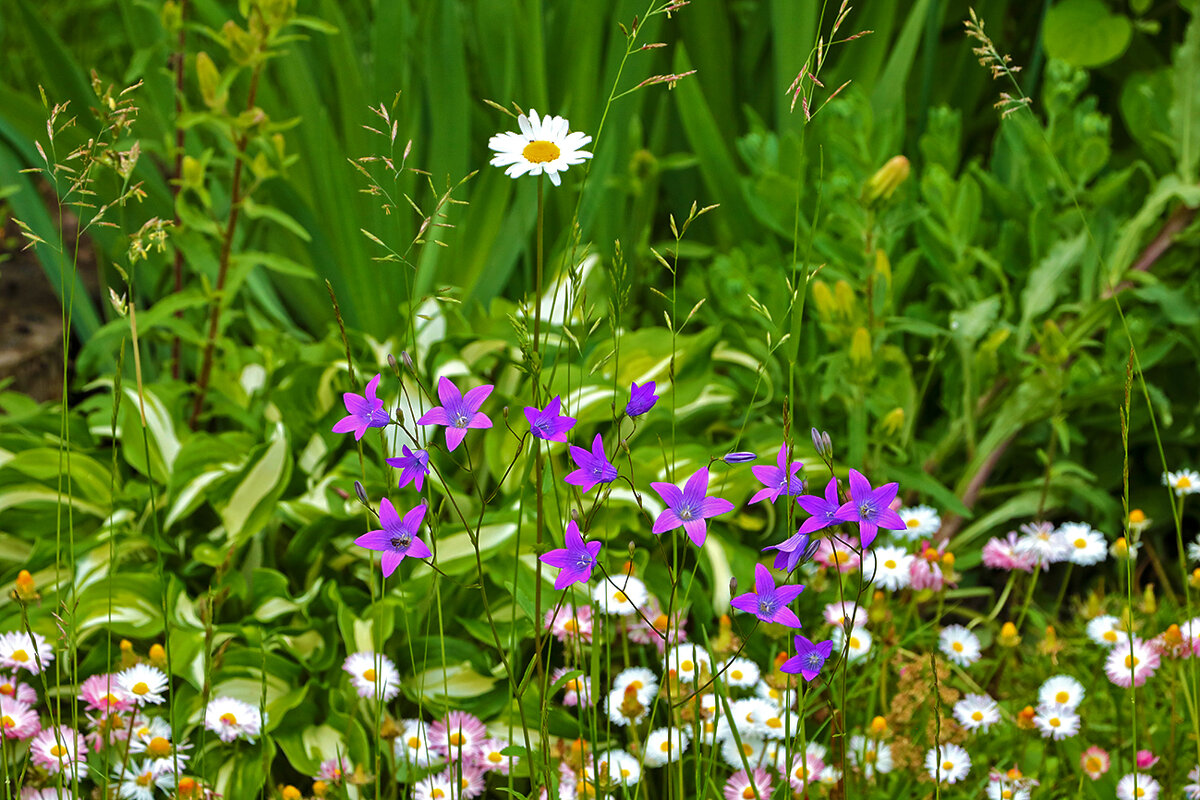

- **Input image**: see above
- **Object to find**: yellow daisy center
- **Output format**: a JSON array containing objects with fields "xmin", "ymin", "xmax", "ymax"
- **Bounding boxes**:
[
  {"xmin": 1055, "ymin": 690, "xmax": 1069, "ymax": 703},
  {"xmin": 407, "ymin": 736, "xmax": 421, "ymax": 749},
  {"xmin": 1002, "ymin": 791, "xmax": 1013, "ymax": 799},
  {"xmin": 1180, "ymin": 476, "xmax": 1193, "ymax": 489},
  {"xmin": 613, "ymin": 591, "xmax": 628, "ymax": 604},
  {"xmin": 362, "ymin": 668, "xmax": 376, "ymax": 682},
  {"xmin": 50, "ymin": 744, "xmax": 68, "ymax": 757},
  {"xmin": 431, "ymin": 790, "xmax": 445, "ymax": 799},
  {"xmin": 448, "ymin": 732, "xmax": 464, "ymax": 747},
  {"xmin": 742, "ymin": 788, "xmax": 756, "ymax": 799},
  {"xmin": 906, "ymin": 518, "xmax": 919, "ymax": 528},
  {"xmin": 488, "ymin": 751, "xmax": 503, "ymax": 763},
  {"xmin": 132, "ymin": 681, "xmax": 150, "ymax": 696},
  {"xmin": 630, "ymin": 680, "xmax": 643, "ymax": 690},
  {"xmin": 659, "ymin": 740, "xmax": 670, "ymax": 752},
  {"xmin": 731, "ymin": 670, "xmax": 743, "ymax": 680},
  {"xmin": 972, "ymin": 711, "xmax": 984, "ymax": 722},
  {"xmin": 681, "ymin": 659, "xmax": 694, "ymax": 672},
  {"xmin": 1126, "ymin": 655, "xmax": 1139, "ymax": 668},
  {"xmin": 741, "ymin": 743, "xmax": 754, "ymax": 756},
  {"xmin": 563, "ymin": 619, "xmax": 578, "ymax": 633},
  {"xmin": 1103, "ymin": 630, "xmax": 1118, "ymax": 642},
  {"xmin": 0, "ymin": 716, "xmax": 13, "ymax": 728},
  {"xmin": 1136, "ymin": 788, "xmax": 1146, "ymax": 798},
  {"xmin": 1074, "ymin": 538, "xmax": 1087, "ymax": 549},
  {"xmin": 1050, "ymin": 717, "xmax": 1061, "ymax": 728},
  {"xmin": 850, "ymin": 637, "xmax": 861, "ymax": 649},
  {"xmin": 220, "ymin": 712, "xmax": 238, "ymax": 725},
  {"xmin": 11, "ymin": 650, "xmax": 28, "ymax": 663},
  {"xmin": 137, "ymin": 771, "xmax": 154, "ymax": 787},
  {"xmin": 865, "ymin": 749, "xmax": 876, "ymax": 763},
  {"xmin": 0, "ymin": 684, "xmax": 12, "ymax": 696},
  {"xmin": 942, "ymin": 760, "xmax": 953, "ymax": 771},
  {"xmin": 523, "ymin": 141, "xmax": 560, "ymax": 164},
  {"xmin": 884, "ymin": 559, "xmax": 897, "ymax": 569},
  {"xmin": 951, "ymin": 641, "xmax": 964, "ymax": 652},
  {"xmin": 149, "ymin": 737, "xmax": 171, "ymax": 757},
  {"xmin": 766, "ymin": 717, "xmax": 782, "ymax": 729},
  {"xmin": 1085, "ymin": 756, "xmax": 1101, "ymax": 771}
]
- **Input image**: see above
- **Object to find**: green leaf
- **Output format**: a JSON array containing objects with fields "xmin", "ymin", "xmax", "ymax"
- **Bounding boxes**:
[
  {"xmin": 241, "ymin": 197, "xmax": 313, "ymax": 242},
  {"xmin": 1043, "ymin": 0, "xmax": 1133, "ymax": 68},
  {"xmin": 1172, "ymin": 10, "xmax": 1200, "ymax": 183},
  {"xmin": 1018, "ymin": 232, "xmax": 1088, "ymax": 347},
  {"xmin": 212, "ymin": 423, "xmax": 292, "ymax": 544}
]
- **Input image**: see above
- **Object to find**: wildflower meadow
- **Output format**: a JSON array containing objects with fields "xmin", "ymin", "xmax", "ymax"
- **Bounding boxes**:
[{"xmin": 2, "ymin": 1, "xmax": 1200, "ymax": 799}]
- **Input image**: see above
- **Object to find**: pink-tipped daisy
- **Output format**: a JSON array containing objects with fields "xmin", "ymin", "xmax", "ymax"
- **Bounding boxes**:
[
  {"xmin": 0, "ymin": 631, "xmax": 53, "ymax": 674},
  {"xmin": 1081, "ymin": 745, "xmax": 1110, "ymax": 779},
  {"xmin": 0, "ymin": 673, "xmax": 38, "ymax": 706},
  {"xmin": 79, "ymin": 673, "xmax": 132, "ymax": 713},
  {"xmin": 429, "ymin": 711, "xmax": 486, "ymax": 762},
  {"xmin": 203, "ymin": 696, "xmax": 262, "ymax": 743},
  {"xmin": 342, "ymin": 652, "xmax": 401, "ymax": 702},
  {"xmin": 1106, "ymin": 637, "xmax": 1161, "ymax": 688},
  {"xmin": 31, "ymin": 725, "xmax": 89, "ymax": 779},
  {"xmin": 477, "ymin": 738, "xmax": 517, "ymax": 775},
  {"xmin": 0, "ymin": 694, "xmax": 40, "ymax": 740},
  {"xmin": 543, "ymin": 604, "xmax": 593, "ymax": 643},
  {"xmin": 723, "ymin": 767, "xmax": 772, "ymax": 800}
]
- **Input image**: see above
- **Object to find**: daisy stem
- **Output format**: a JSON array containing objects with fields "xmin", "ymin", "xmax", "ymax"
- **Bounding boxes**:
[
  {"xmin": 1051, "ymin": 563, "xmax": 1074, "ymax": 618},
  {"xmin": 532, "ymin": 173, "xmax": 550, "ymax": 787},
  {"xmin": 1014, "ymin": 569, "xmax": 1040, "ymax": 630}
]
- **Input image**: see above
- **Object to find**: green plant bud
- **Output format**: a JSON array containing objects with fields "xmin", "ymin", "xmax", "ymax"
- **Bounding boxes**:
[
  {"xmin": 834, "ymin": 280, "xmax": 857, "ymax": 319},
  {"xmin": 223, "ymin": 20, "xmax": 259, "ymax": 65},
  {"xmin": 849, "ymin": 327, "xmax": 873, "ymax": 369},
  {"xmin": 161, "ymin": 1, "xmax": 182, "ymax": 33},
  {"xmin": 874, "ymin": 248, "xmax": 891, "ymax": 284},
  {"xmin": 879, "ymin": 407, "xmax": 904, "ymax": 437},
  {"xmin": 811, "ymin": 280, "xmax": 836, "ymax": 322},
  {"xmin": 195, "ymin": 52, "xmax": 222, "ymax": 111},
  {"xmin": 181, "ymin": 155, "xmax": 206, "ymax": 190},
  {"xmin": 863, "ymin": 155, "xmax": 911, "ymax": 204}
]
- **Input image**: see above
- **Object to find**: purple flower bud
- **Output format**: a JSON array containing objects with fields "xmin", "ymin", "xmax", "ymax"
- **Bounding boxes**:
[
  {"xmin": 722, "ymin": 451, "xmax": 757, "ymax": 464},
  {"xmin": 353, "ymin": 480, "xmax": 369, "ymax": 506},
  {"xmin": 401, "ymin": 351, "xmax": 414, "ymax": 370},
  {"xmin": 387, "ymin": 353, "xmax": 399, "ymax": 374},
  {"xmin": 729, "ymin": 576, "xmax": 738, "ymax": 595}
]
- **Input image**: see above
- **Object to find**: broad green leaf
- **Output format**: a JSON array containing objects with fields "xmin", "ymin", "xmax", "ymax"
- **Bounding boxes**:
[
  {"xmin": 1172, "ymin": 10, "xmax": 1200, "ymax": 183},
  {"xmin": 1043, "ymin": 0, "xmax": 1132, "ymax": 68},
  {"xmin": 213, "ymin": 422, "xmax": 292, "ymax": 544}
]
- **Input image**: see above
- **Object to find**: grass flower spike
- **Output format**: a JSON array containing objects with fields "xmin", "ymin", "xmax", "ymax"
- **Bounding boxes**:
[
  {"xmin": 417, "ymin": 376, "xmax": 493, "ymax": 452},
  {"xmin": 331, "ymin": 373, "xmax": 390, "ymax": 440},
  {"xmin": 730, "ymin": 563, "xmax": 804, "ymax": 627},
  {"xmin": 488, "ymin": 109, "xmax": 592, "ymax": 186},
  {"xmin": 355, "ymin": 499, "xmax": 431, "ymax": 577},
  {"xmin": 540, "ymin": 520, "xmax": 602, "ymax": 590},
  {"xmin": 650, "ymin": 467, "xmax": 736, "ymax": 546}
]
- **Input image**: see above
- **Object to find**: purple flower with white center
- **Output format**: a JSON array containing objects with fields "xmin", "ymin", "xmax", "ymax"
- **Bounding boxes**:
[
  {"xmin": 539, "ymin": 520, "xmax": 603, "ymax": 590},
  {"xmin": 833, "ymin": 469, "xmax": 905, "ymax": 549},
  {"xmin": 385, "ymin": 445, "xmax": 430, "ymax": 491},
  {"xmin": 564, "ymin": 434, "xmax": 618, "ymax": 493},
  {"xmin": 524, "ymin": 395, "xmax": 576, "ymax": 442},
  {"xmin": 626, "ymin": 381, "xmax": 659, "ymax": 417},
  {"xmin": 417, "ymin": 376, "xmax": 493, "ymax": 452},
  {"xmin": 749, "ymin": 444, "xmax": 806, "ymax": 504},
  {"xmin": 729, "ymin": 564, "xmax": 804, "ymax": 627},
  {"xmin": 354, "ymin": 499, "xmax": 431, "ymax": 577},
  {"xmin": 795, "ymin": 478, "xmax": 844, "ymax": 536},
  {"xmin": 331, "ymin": 373, "xmax": 390, "ymax": 440},
  {"xmin": 649, "ymin": 467, "xmax": 735, "ymax": 547},
  {"xmin": 763, "ymin": 529, "xmax": 821, "ymax": 573},
  {"xmin": 780, "ymin": 634, "xmax": 835, "ymax": 681}
]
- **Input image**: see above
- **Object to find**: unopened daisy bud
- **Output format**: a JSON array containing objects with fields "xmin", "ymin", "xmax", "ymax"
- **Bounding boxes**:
[
  {"xmin": 879, "ymin": 407, "xmax": 904, "ymax": 437},
  {"xmin": 1165, "ymin": 624, "xmax": 1183, "ymax": 647},
  {"xmin": 812, "ymin": 281, "xmax": 836, "ymax": 322},
  {"xmin": 177, "ymin": 778, "xmax": 198, "ymax": 798},
  {"xmin": 1129, "ymin": 508, "xmax": 1145, "ymax": 525},
  {"xmin": 863, "ymin": 155, "xmax": 911, "ymax": 204},
  {"xmin": 849, "ymin": 327, "xmax": 872, "ymax": 369},
  {"xmin": 1016, "ymin": 705, "xmax": 1036, "ymax": 729},
  {"xmin": 313, "ymin": 780, "xmax": 329, "ymax": 797},
  {"xmin": 121, "ymin": 639, "xmax": 133, "ymax": 652},
  {"xmin": 282, "ymin": 787, "xmax": 302, "ymax": 800},
  {"xmin": 353, "ymin": 480, "xmax": 369, "ymax": 507},
  {"xmin": 1006, "ymin": 767, "xmax": 1023, "ymax": 780},
  {"xmin": 1111, "ymin": 537, "xmax": 1131, "ymax": 559},
  {"xmin": 869, "ymin": 716, "xmax": 888, "ymax": 736},
  {"xmin": 148, "ymin": 643, "xmax": 166, "ymax": 667},
  {"xmin": 14, "ymin": 570, "xmax": 37, "ymax": 602},
  {"xmin": 1190, "ymin": 568, "xmax": 1200, "ymax": 590},
  {"xmin": 1142, "ymin": 584, "xmax": 1157, "ymax": 614},
  {"xmin": 923, "ymin": 547, "xmax": 940, "ymax": 562},
  {"xmin": 999, "ymin": 622, "xmax": 1020, "ymax": 647},
  {"xmin": 940, "ymin": 551, "xmax": 955, "ymax": 569},
  {"xmin": 622, "ymin": 561, "xmax": 636, "ymax": 576}
]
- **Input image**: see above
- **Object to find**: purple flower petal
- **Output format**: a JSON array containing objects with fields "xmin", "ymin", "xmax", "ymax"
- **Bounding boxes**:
[
  {"xmin": 400, "ymin": 503, "xmax": 427, "ymax": 533},
  {"xmin": 653, "ymin": 509, "xmax": 683, "ymax": 535},
  {"xmin": 467, "ymin": 412, "xmax": 492, "ymax": 429},
  {"xmin": 683, "ymin": 519, "xmax": 708, "ymax": 546},
  {"xmin": 462, "ymin": 384, "xmax": 494, "ymax": 413},
  {"xmin": 436, "ymin": 376, "xmax": 462, "ymax": 408},
  {"xmin": 380, "ymin": 551, "xmax": 403, "ymax": 577},
  {"xmin": 417, "ymin": 408, "xmax": 452, "ymax": 426},
  {"xmin": 355, "ymin": 530, "xmax": 389, "ymax": 551},
  {"xmin": 650, "ymin": 482, "xmax": 684, "ymax": 509},
  {"xmin": 407, "ymin": 536, "xmax": 432, "ymax": 560},
  {"xmin": 332, "ymin": 416, "xmax": 360, "ymax": 434},
  {"xmin": 753, "ymin": 563, "xmax": 774, "ymax": 596},
  {"xmin": 379, "ymin": 498, "xmax": 401, "ymax": 530},
  {"xmin": 772, "ymin": 607, "xmax": 802, "ymax": 628},
  {"xmin": 365, "ymin": 373, "xmax": 381, "ymax": 403},
  {"xmin": 445, "ymin": 427, "xmax": 468, "ymax": 452},
  {"xmin": 682, "ymin": 468, "xmax": 711, "ymax": 506},
  {"xmin": 540, "ymin": 548, "xmax": 571, "ymax": 569},
  {"xmin": 730, "ymin": 593, "xmax": 759, "ymax": 615}
]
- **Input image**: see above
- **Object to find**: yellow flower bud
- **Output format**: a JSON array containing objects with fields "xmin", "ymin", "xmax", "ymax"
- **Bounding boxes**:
[
  {"xmin": 869, "ymin": 716, "xmax": 888, "ymax": 736},
  {"xmin": 811, "ymin": 281, "xmax": 836, "ymax": 322},
  {"xmin": 834, "ymin": 280, "xmax": 856, "ymax": 318},
  {"xmin": 149, "ymin": 644, "xmax": 166, "ymax": 666},
  {"xmin": 879, "ymin": 407, "xmax": 905, "ymax": 437},
  {"xmin": 874, "ymin": 248, "xmax": 892, "ymax": 283},
  {"xmin": 863, "ymin": 155, "xmax": 911, "ymax": 204},
  {"xmin": 1142, "ymin": 584, "xmax": 1157, "ymax": 614},
  {"xmin": 313, "ymin": 781, "xmax": 328, "ymax": 797},
  {"xmin": 1129, "ymin": 508, "xmax": 1146, "ymax": 524},
  {"xmin": 998, "ymin": 621, "xmax": 1020, "ymax": 647},
  {"xmin": 282, "ymin": 787, "xmax": 302, "ymax": 800},
  {"xmin": 14, "ymin": 570, "xmax": 38, "ymax": 602},
  {"xmin": 849, "ymin": 327, "xmax": 872, "ymax": 369},
  {"xmin": 940, "ymin": 551, "xmax": 955, "ymax": 569},
  {"xmin": 1112, "ymin": 537, "xmax": 1130, "ymax": 559},
  {"xmin": 1190, "ymin": 568, "xmax": 1200, "ymax": 590}
]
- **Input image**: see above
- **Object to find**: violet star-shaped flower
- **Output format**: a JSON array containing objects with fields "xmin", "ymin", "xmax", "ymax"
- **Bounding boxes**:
[
  {"xmin": 416, "ymin": 376, "xmax": 493, "ymax": 452},
  {"xmin": 749, "ymin": 444, "xmax": 806, "ymax": 504},
  {"xmin": 331, "ymin": 373, "xmax": 390, "ymax": 440},
  {"xmin": 729, "ymin": 563, "xmax": 804, "ymax": 628},
  {"xmin": 762, "ymin": 529, "xmax": 821, "ymax": 573},
  {"xmin": 385, "ymin": 445, "xmax": 430, "ymax": 492},
  {"xmin": 354, "ymin": 499, "xmax": 431, "ymax": 577},
  {"xmin": 649, "ymin": 467, "xmax": 735, "ymax": 547},
  {"xmin": 780, "ymin": 634, "xmax": 835, "ymax": 682},
  {"xmin": 833, "ymin": 469, "xmax": 905, "ymax": 549},
  {"xmin": 626, "ymin": 381, "xmax": 659, "ymax": 417},
  {"xmin": 539, "ymin": 520, "xmax": 603, "ymax": 590},
  {"xmin": 795, "ymin": 478, "xmax": 844, "ymax": 536},
  {"xmin": 564, "ymin": 434, "xmax": 618, "ymax": 493},
  {"xmin": 524, "ymin": 395, "xmax": 577, "ymax": 442}
]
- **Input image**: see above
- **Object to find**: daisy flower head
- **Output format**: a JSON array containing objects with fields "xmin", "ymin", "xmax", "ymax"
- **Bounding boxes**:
[
  {"xmin": 720, "ymin": 735, "xmax": 766, "ymax": 770},
  {"xmin": 953, "ymin": 693, "xmax": 1000, "ymax": 732},
  {"xmin": 318, "ymin": 756, "xmax": 352, "ymax": 783},
  {"xmin": 1081, "ymin": 745, "xmax": 1110, "ymax": 779},
  {"xmin": 986, "ymin": 771, "xmax": 1035, "ymax": 800},
  {"xmin": 0, "ymin": 673, "xmax": 36, "ymax": 705},
  {"xmin": 592, "ymin": 575, "xmax": 648, "ymax": 616},
  {"xmin": 597, "ymin": 749, "xmax": 641, "ymax": 787},
  {"xmin": 831, "ymin": 626, "xmax": 872, "ymax": 663},
  {"xmin": 478, "ymin": 738, "xmax": 517, "ymax": 774},
  {"xmin": 867, "ymin": 545, "xmax": 913, "ymax": 590},
  {"xmin": 724, "ymin": 698, "xmax": 780, "ymax": 740},
  {"xmin": 544, "ymin": 604, "xmax": 593, "ymax": 642},
  {"xmin": 626, "ymin": 598, "xmax": 687, "ymax": 652},
  {"xmin": 128, "ymin": 720, "xmax": 191, "ymax": 769},
  {"xmin": 31, "ymin": 725, "xmax": 89, "ymax": 779},
  {"xmin": 551, "ymin": 667, "xmax": 592, "ymax": 707},
  {"xmin": 447, "ymin": 764, "xmax": 486, "ymax": 799},
  {"xmin": 606, "ymin": 685, "xmax": 649, "ymax": 727},
  {"xmin": 79, "ymin": 673, "xmax": 130, "ymax": 713},
  {"xmin": 342, "ymin": 652, "xmax": 400, "ymax": 702},
  {"xmin": 823, "ymin": 600, "xmax": 866, "ymax": 629},
  {"xmin": 1185, "ymin": 766, "xmax": 1200, "ymax": 799},
  {"xmin": 394, "ymin": 719, "xmax": 438, "ymax": 767},
  {"xmin": 939, "ymin": 624, "xmax": 982, "ymax": 667},
  {"xmin": 0, "ymin": 631, "xmax": 52, "ymax": 674},
  {"xmin": 643, "ymin": 727, "xmax": 691, "ymax": 768},
  {"xmin": 897, "ymin": 505, "xmax": 940, "ymax": 541},
  {"xmin": 204, "ymin": 696, "xmax": 262, "ymax": 743},
  {"xmin": 813, "ymin": 535, "xmax": 861, "ymax": 572},
  {"xmin": 1015, "ymin": 520, "xmax": 1070, "ymax": 570},
  {"xmin": 1106, "ymin": 637, "xmax": 1161, "ymax": 688},
  {"xmin": 982, "ymin": 531, "xmax": 1037, "ymax": 573},
  {"xmin": 1188, "ymin": 534, "xmax": 1200, "ymax": 564},
  {"xmin": 413, "ymin": 771, "xmax": 455, "ymax": 800},
  {"xmin": 1059, "ymin": 522, "xmax": 1107, "ymax": 566},
  {"xmin": 755, "ymin": 679, "xmax": 796, "ymax": 710},
  {"xmin": 664, "ymin": 644, "xmax": 712, "ymax": 683},
  {"xmin": 1117, "ymin": 773, "xmax": 1160, "ymax": 800},
  {"xmin": 1034, "ymin": 703, "xmax": 1081, "ymax": 740},
  {"xmin": 117, "ymin": 664, "xmax": 168, "ymax": 706},
  {"xmin": 1039, "ymin": 674, "xmax": 1084, "ymax": 709},
  {"xmin": 1165, "ymin": 469, "xmax": 1200, "ymax": 496},
  {"xmin": 723, "ymin": 767, "xmax": 772, "ymax": 800},
  {"xmin": 0, "ymin": 695, "xmax": 39, "ymax": 739},
  {"xmin": 115, "ymin": 759, "xmax": 173, "ymax": 800},
  {"xmin": 910, "ymin": 541, "xmax": 949, "ymax": 590},
  {"xmin": 488, "ymin": 109, "xmax": 592, "ymax": 186},
  {"xmin": 786, "ymin": 750, "xmax": 827, "ymax": 792},
  {"xmin": 1086, "ymin": 614, "xmax": 1124, "ymax": 647},
  {"xmin": 612, "ymin": 667, "xmax": 658, "ymax": 704},
  {"xmin": 847, "ymin": 734, "xmax": 893, "ymax": 778},
  {"xmin": 722, "ymin": 657, "xmax": 760, "ymax": 688},
  {"xmin": 925, "ymin": 743, "xmax": 970, "ymax": 784},
  {"xmin": 429, "ymin": 711, "xmax": 486, "ymax": 762}
]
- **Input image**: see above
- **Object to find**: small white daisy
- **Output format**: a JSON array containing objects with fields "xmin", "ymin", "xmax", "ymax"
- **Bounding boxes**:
[
  {"xmin": 822, "ymin": 601, "xmax": 866, "ymax": 629},
  {"xmin": 1038, "ymin": 675, "xmax": 1084, "ymax": 709},
  {"xmin": 723, "ymin": 698, "xmax": 777, "ymax": 740},
  {"xmin": 1187, "ymin": 535, "xmax": 1200, "ymax": 564},
  {"xmin": 719, "ymin": 734, "xmax": 766, "ymax": 769},
  {"xmin": 925, "ymin": 743, "xmax": 970, "ymax": 784},
  {"xmin": 664, "ymin": 644, "xmax": 712, "ymax": 683},
  {"xmin": 0, "ymin": 631, "xmax": 53, "ymax": 674},
  {"xmin": 394, "ymin": 719, "xmax": 439, "ymax": 767},
  {"xmin": 722, "ymin": 657, "xmax": 759, "ymax": 688},
  {"xmin": 847, "ymin": 734, "xmax": 893, "ymax": 778},
  {"xmin": 1117, "ymin": 772, "xmax": 1160, "ymax": 800},
  {"xmin": 117, "ymin": 664, "xmax": 168, "ymax": 706},
  {"xmin": 488, "ymin": 109, "xmax": 593, "ymax": 187},
  {"xmin": 1164, "ymin": 469, "xmax": 1200, "ymax": 497},
  {"xmin": 611, "ymin": 667, "xmax": 658, "ymax": 704},
  {"xmin": 115, "ymin": 759, "xmax": 173, "ymax": 800},
  {"xmin": 203, "ymin": 696, "xmax": 262, "ymax": 743},
  {"xmin": 868, "ymin": 546, "xmax": 914, "ymax": 591},
  {"xmin": 592, "ymin": 576, "xmax": 648, "ymax": 616},
  {"xmin": 1033, "ymin": 703, "xmax": 1081, "ymax": 740},
  {"xmin": 597, "ymin": 749, "xmax": 641, "ymax": 786},
  {"xmin": 606, "ymin": 686, "xmax": 648, "ymax": 727},
  {"xmin": 413, "ymin": 771, "xmax": 455, "ymax": 800},
  {"xmin": 953, "ymin": 693, "xmax": 1000, "ymax": 732},
  {"xmin": 1015, "ymin": 520, "xmax": 1070, "ymax": 569},
  {"xmin": 342, "ymin": 652, "xmax": 400, "ymax": 702},
  {"xmin": 832, "ymin": 626, "xmax": 872, "ymax": 662},
  {"xmin": 938, "ymin": 625, "xmax": 982, "ymax": 667},
  {"xmin": 1059, "ymin": 522, "xmax": 1107, "ymax": 566},
  {"xmin": 642, "ymin": 727, "xmax": 691, "ymax": 767},
  {"xmin": 1086, "ymin": 614, "xmax": 1124, "ymax": 647},
  {"xmin": 897, "ymin": 505, "xmax": 941, "ymax": 540},
  {"xmin": 754, "ymin": 679, "xmax": 795, "ymax": 710}
]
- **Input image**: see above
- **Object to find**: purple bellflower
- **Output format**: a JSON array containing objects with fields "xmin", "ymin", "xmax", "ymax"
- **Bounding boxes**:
[
  {"xmin": 564, "ymin": 434, "xmax": 618, "ymax": 493},
  {"xmin": 749, "ymin": 444, "xmax": 806, "ymax": 504},
  {"xmin": 539, "ymin": 520, "xmax": 603, "ymax": 590},
  {"xmin": 763, "ymin": 529, "xmax": 821, "ymax": 573},
  {"xmin": 417, "ymin": 377, "xmax": 493, "ymax": 452},
  {"xmin": 833, "ymin": 469, "xmax": 905, "ymax": 549},
  {"xmin": 780, "ymin": 634, "xmax": 835, "ymax": 681},
  {"xmin": 729, "ymin": 564, "xmax": 804, "ymax": 628},
  {"xmin": 626, "ymin": 381, "xmax": 659, "ymax": 417},
  {"xmin": 649, "ymin": 467, "xmax": 735, "ymax": 547},
  {"xmin": 354, "ymin": 499, "xmax": 431, "ymax": 577},
  {"xmin": 795, "ymin": 478, "xmax": 844, "ymax": 536},
  {"xmin": 524, "ymin": 396, "xmax": 577, "ymax": 442},
  {"xmin": 332, "ymin": 373, "xmax": 390, "ymax": 440},
  {"xmin": 385, "ymin": 445, "xmax": 431, "ymax": 492}
]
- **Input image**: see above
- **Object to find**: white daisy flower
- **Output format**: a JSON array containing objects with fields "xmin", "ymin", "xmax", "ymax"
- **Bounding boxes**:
[
  {"xmin": 723, "ymin": 698, "xmax": 777, "ymax": 740},
  {"xmin": 822, "ymin": 601, "xmax": 866, "ymax": 629},
  {"xmin": 203, "ymin": 696, "xmax": 262, "ymax": 743},
  {"xmin": 1038, "ymin": 675, "xmax": 1084, "ymax": 709},
  {"xmin": 394, "ymin": 719, "xmax": 439, "ymax": 767},
  {"xmin": 897, "ymin": 505, "xmax": 940, "ymax": 540},
  {"xmin": 1165, "ymin": 469, "xmax": 1200, "ymax": 497},
  {"xmin": 722, "ymin": 657, "xmax": 759, "ymax": 688},
  {"xmin": 1086, "ymin": 614, "xmax": 1124, "ymax": 647},
  {"xmin": 592, "ymin": 576, "xmax": 648, "ymax": 616},
  {"xmin": 606, "ymin": 686, "xmax": 648, "ymax": 727},
  {"xmin": 867, "ymin": 546, "xmax": 913, "ymax": 591},
  {"xmin": 987, "ymin": 773, "xmax": 1034, "ymax": 800},
  {"xmin": 642, "ymin": 727, "xmax": 691, "ymax": 767},
  {"xmin": 128, "ymin": 717, "xmax": 190, "ymax": 769},
  {"xmin": 1187, "ymin": 535, "xmax": 1200, "ymax": 564},
  {"xmin": 30, "ymin": 726, "xmax": 88, "ymax": 779},
  {"xmin": 114, "ymin": 759, "xmax": 173, "ymax": 800},
  {"xmin": 1059, "ymin": 522, "xmax": 1107, "ymax": 566},
  {"xmin": 117, "ymin": 664, "xmax": 168, "ymax": 706},
  {"xmin": 664, "ymin": 644, "xmax": 712, "ymax": 683},
  {"xmin": 1117, "ymin": 773, "xmax": 1160, "ymax": 800},
  {"xmin": 832, "ymin": 626, "xmax": 872, "ymax": 662},
  {"xmin": 488, "ymin": 109, "xmax": 593, "ymax": 187},
  {"xmin": 611, "ymin": 667, "xmax": 657, "ymax": 704},
  {"xmin": 342, "ymin": 652, "xmax": 400, "ymax": 702},
  {"xmin": 754, "ymin": 679, "xmax": 796, "ymax": 710},
  {"xmin": 1033, "ymin": 703, "xmax": 1081, "ymax": 740},
  {"xmin": 938, "ymin": 624, "xmax": 982, "ymax": 667},
  {"xmin": 597, "ymin": 749, "xmax": 641, "ymax": 786},
  {"xmin": 953, "ymin": 693, "xmax": 1000, "ymax": 732},
  {"xmin": 847, "ymin": 734, "xmax": 893, "ymax": 777},
  {"xmin": 1015, "ymin": 521, "xmax": 1070, "ymax": 570},
  {"xmin": 413, "ymin": 771, "xmax": 455, "ymax": 800},
  {"xmin": 0, "ymin": 631, "xmax": 53, "ymax": 674},
  {"xmin": 720, "ymin": 734, "xmax": 766, "ymax": 769},
  {"xmin": 925, "ymin": 743, "xmax": 970, "ymax": 784}
]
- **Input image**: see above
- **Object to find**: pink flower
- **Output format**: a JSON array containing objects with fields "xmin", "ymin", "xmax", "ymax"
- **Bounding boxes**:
[
  {"xmin": 0, "ymin": 695, "xmax": 39, "ymax": 740},
  {"xmin": 0, "ymin": 673, "xmax": 37, "ymax": 706},
  {"xmin": 551, "ymin": 667, "xmax": 593, "ymax": 708},
  {"xmin": 429, "ymin": 711, "xmax": 487, "ymax": 762},
  {"xmin": 30, "ymin": 725, "xmax": 88, "ymax": 779},
  {"xmin": 1136, "ymin": 750, "xmax": 1159, "ymax": 770},
  {"xmin": 813, "ymin": 536, "xmax": 860, "ymax": 573},
  {"xmin": 626, "ymin": 597, "xmax": 687, "ymax": 653},
  {"xmin": 910, "ymin": 541, "xmax": 948, "ymax": 591},
  {"xmin": 724, "ymin": 767, "xmax": 772, "ymax": 800},
  {"xmin": 79, "ymin": 673, "xmax": 133, "ymax": 713},
  {"xmin": 544, "ymin": 604, "xmax": 593, "ymax": 643},
  {"xmin": 982, "ymin": 532, "xmax": 1036, "ymax": 572},
  {"xmin": 1106, "ymin": 638, "xmax": 1161, "ymax": 688},
  {"xmin": 1081, "ymin": 746, "xmax": 1110, "ymax": 779}
]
